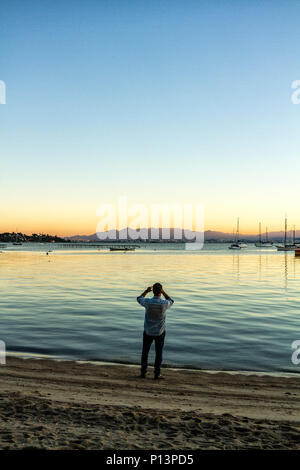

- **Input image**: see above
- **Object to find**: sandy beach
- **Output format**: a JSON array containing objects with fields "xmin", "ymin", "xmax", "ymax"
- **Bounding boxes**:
[{"xmin": 0, "ymin": 357, "xmax": 299, "ymax": 450}]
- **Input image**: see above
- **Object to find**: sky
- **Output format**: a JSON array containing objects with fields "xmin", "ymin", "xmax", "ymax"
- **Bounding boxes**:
[{"xmin": 1, "ymin": 0, "xmax": 300, "ymax": 236}]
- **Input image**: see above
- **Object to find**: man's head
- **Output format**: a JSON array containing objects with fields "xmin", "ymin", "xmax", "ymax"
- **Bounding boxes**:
[{"xmin": 153, "ymin": 282, "xmax": 163, "ymax": 296}]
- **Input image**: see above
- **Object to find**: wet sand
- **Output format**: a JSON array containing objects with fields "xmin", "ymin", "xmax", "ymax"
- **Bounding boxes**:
[{"xmin": 0, "ymin": 357, "xmax": 299, "ymax": 449}]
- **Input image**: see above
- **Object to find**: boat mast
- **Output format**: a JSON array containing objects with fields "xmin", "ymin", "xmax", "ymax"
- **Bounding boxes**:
[
  {"xmin": 237, "ymin": 217, "xmax": 239, "ymax": 242},
  {"xmin": 293, "ymin": 225, "xmax": 296, "ymax": 245},
  {"xmin": 266, "ymin": 226, "xmax": 268, "ymax": 243},
  {"xmin": 284, "ymin": 216, "xmax": 287, "ymax": 247},
  {"xmin": 258, "ymin": 222, "xmax": 261, "ymax": 244}
]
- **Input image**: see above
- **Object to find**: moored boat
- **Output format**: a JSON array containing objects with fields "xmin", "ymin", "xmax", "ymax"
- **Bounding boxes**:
[
  {"xmin": 237, "ymin": 241, "xmax": 248, "ymax": 248},
  {"xmin": 276, "ymin": 219, "xmax": 299, "ymax": 251},
  {"xmin": 110, "ymin": 246, "xmax": 135, "ymax": 251},
  {"xmin": 228, "ymin": 243, "xmax": 241, "ymax": 250},
  {"xmin": 277, "ymin": 245, "xmax": 295, "ymax": 251},
  {"xmin": 255, "ymin": 223, "xmax": 273, "ymax": 247},
  {"xmin": 229, "ymin": 218, "xmax": 247, "ymax": 249}
]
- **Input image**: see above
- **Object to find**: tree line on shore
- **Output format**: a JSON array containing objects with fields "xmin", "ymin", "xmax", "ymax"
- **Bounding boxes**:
[{"xmin": 0, "ymin": 232, "xmax": 69, "ymax": 243}]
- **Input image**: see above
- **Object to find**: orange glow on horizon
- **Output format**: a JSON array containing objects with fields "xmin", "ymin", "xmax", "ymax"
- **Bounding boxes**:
[
  {"xmin": 0, "ymin": 200, "xmax": 296, "ymax": 237},
  {"xmin": 0, "ymin": 222, "xmax": 290, "ymax": 238}
]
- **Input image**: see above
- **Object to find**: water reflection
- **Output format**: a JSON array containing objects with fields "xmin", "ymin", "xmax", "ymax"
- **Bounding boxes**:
[
  {"xmin": 231, "ymin": 254, "xmax": 240, "ymax": 284},
  {"xmin": 0, "ymin": 248, "xmax": 299, "ymax": 372},
  {"xmin": 230, "ymin": 251, "xmax": 299, "ymax": 290}
]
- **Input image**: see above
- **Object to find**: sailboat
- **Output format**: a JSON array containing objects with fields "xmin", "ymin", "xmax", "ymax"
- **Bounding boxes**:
[
  {"xmin": 228, "ymin": 227, "xmax": 241, "ymax": 250},
  {"xmin": 276, "ymin": 219, "xmax": 298, "ymax": 251},
  {"xmin": 255, "ymin": 223, "xmax": 273, "ymax": 247},
  {"xmin": 229, "ymin": 218, "xmax": 247, "ymax": 249},
  {"xmin": 291, "ymin": 225, "xmax": 299, "ymax": 248},
  {"xmin": 264, "ymin": 227, "xmax": 274, "ymax": 247}
]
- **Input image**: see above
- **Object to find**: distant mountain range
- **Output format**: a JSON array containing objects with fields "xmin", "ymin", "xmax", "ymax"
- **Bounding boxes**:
[{"xmin": 65, "ymin": 228, "xmax": 299, "ymax": 242}]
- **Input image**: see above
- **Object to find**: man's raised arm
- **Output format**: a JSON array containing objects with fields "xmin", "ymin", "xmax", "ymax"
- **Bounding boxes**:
[
  {"xmin": 162, "ymin": 288, "xmax": 174, "ymax": 305},
  {"xmin": 139, "ymin": 286, "xmax": 152, "ymax": 298},
  {"xmin": 137, "ymin": 286, "xmax": 152, "ymax": 305}
]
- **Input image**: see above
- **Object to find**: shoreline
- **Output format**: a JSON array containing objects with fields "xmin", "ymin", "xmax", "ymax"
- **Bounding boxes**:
[
  {"xmin": 0, "ymin": 357, "xmax": 299, "ymax": 449},
  {"xmin": 6, "ymin": 351, "xmax": 300, "ymax": 379}
]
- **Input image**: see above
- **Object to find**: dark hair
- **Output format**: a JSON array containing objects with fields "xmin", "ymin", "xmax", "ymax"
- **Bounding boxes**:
[{"xmin": 153, "ymin": 282, "xmax": 163, "ymax": 296}]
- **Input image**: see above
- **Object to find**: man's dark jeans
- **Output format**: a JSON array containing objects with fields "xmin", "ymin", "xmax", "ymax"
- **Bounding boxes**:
[{"xmin": 141, "ymin": 330, "xmax": 166, "ymax": 377}]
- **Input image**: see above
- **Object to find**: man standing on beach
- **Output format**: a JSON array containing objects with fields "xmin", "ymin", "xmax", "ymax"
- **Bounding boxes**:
[{"xmin": 137, "ymin": 283, "xmax": 174, "ymax": 380}]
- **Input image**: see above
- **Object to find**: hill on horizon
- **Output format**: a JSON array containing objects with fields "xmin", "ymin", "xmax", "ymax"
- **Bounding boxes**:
[{"xmin": 65, "ymin": 228, "xmax": 297, "ymax": 242}]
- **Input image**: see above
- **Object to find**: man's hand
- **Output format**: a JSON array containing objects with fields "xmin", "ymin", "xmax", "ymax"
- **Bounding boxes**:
[{"xmin": 140, "ymin": 286, "xmax": 152, "ymax": 297}]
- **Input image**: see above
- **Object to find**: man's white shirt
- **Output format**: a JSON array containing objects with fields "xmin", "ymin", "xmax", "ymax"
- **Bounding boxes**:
[{"xmin": 137, "ymin": 295, "xmax": 174, "ymax": 336}]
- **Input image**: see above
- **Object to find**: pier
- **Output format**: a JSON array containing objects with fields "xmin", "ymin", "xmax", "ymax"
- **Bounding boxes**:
[{"xmin": 55, "ymin": 243, "xmax": 140, "ymax": 250}]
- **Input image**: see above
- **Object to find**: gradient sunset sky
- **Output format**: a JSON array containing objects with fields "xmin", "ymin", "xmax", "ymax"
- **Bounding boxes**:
[{"xmin": 1, "ymin": 0, "xmax": 300, "ymax": 236}]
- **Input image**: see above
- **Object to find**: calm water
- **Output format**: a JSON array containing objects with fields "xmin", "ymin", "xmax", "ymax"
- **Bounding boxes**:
[{"xmin": 0, "ymin": 243, "xmax": 299, "ymax": 373}]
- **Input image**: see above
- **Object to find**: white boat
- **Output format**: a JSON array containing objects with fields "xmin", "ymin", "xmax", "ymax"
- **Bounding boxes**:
[
  {"xmin": 237, "ymin": 242, "xmax": 248, "ymax": 248},
  {"xmin": 276, "ymin": 220, "xmax": 299, "ymax": 251},
  {"xmin": 255, "ymin": 223, "xmax": 273, "ymax": 247},
  {"xmin": 228, "ymin": 242, "xmax": 241, "ymax": 250},
  {"xmin": 229, "ymin": 218, "xmax": 247, "ymax": 249}
]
